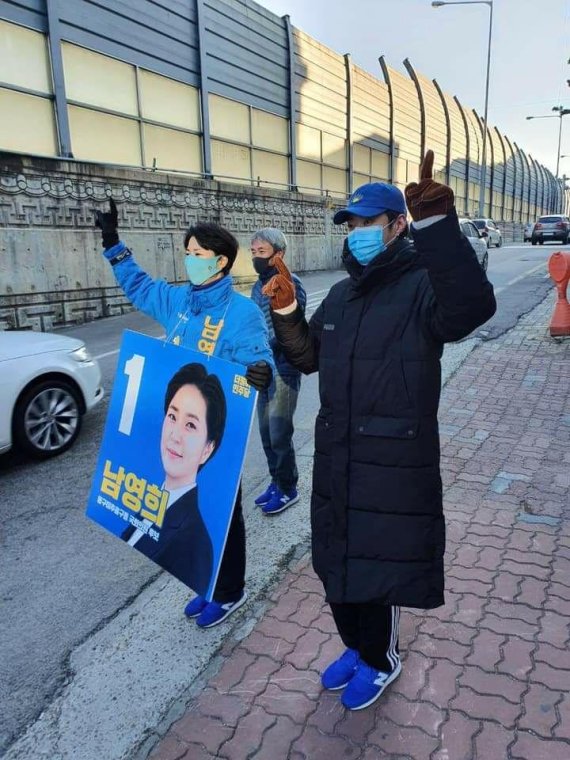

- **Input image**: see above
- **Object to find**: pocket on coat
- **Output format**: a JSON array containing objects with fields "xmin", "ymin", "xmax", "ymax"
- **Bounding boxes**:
[
  {"xmin": 351, "ymin": 415, "xmax": 438, "ymax": 469},
  {"xmin": 354, "ymin": 416, "xmax": 418, "ymax": 439}
]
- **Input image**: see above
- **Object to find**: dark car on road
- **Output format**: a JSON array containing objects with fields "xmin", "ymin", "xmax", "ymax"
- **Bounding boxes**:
[{"xmin": 531, "ymin": 215, "xmax": 570, "ymax": 245}]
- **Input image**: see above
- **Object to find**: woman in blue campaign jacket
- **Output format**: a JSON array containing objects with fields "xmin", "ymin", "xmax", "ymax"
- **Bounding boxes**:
[{"xmin": 95, "ymin": 200, "xmax": 274, "ymax": 629}]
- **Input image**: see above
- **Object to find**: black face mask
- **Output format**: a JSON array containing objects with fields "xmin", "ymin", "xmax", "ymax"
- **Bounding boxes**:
[{"xmin": 253, "ymin": 256, "xmax": 273, "ymax": 275}]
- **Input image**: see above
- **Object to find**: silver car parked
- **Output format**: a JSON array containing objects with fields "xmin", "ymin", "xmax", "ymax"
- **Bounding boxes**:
[
  {"xmin": 472, "ymin": 218, "xmax": 502, "ymax": 248},
  {"xmin": 524, "ymin": 222, "xmax": 535, "ymax": 242},
  {"xmin": 459, "ymin": 218, "xmax": 489, "ymax": 271}
]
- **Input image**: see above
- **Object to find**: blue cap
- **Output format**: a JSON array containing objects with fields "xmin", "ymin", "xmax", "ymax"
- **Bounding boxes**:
[{"xmin": 333, "ymin": 183, "xmax": 407, "ymax": 225}]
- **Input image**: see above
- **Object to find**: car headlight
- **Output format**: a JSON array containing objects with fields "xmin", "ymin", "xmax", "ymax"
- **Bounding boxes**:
[{"xmin": 70, "ymin": 346, "xmax": 92, "ymax": 363}]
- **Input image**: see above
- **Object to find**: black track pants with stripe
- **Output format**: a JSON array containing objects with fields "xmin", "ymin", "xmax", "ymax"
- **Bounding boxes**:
[{"xmin": 329, "ymin": 602, "xmax": 400, "ymax": 672}]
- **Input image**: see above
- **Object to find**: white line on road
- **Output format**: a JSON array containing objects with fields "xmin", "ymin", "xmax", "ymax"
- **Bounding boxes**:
[
  {"xmin": 93, "ymin": 348, "xmax": 122, "ymax": 361},
  {"xmin": 493, "ymin": 262, "xmax": 546, "ymax": 295},
  {"xmin": 94, "ymin": 334, "xmax": 165, "ymax": 360}
]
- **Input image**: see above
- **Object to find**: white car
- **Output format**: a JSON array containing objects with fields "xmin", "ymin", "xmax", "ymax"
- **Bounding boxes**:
[
  {"xmin": 459, "ymin": 218, "xmax": 489, "ymax": 271},
  {"xmin": 524, "ymin": 222, "xmax": 535, "ymax": 242},
  {"xmin": 0, "ymin": 331, "xmax": 104, "ymax": 459},
  {"xmin": 472, "ymin": 218, "xmax": 502, "ymax": 248}
]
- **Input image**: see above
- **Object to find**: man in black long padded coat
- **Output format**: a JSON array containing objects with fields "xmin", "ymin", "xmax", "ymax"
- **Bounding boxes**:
[{"xmin": 262, "ymin": 151, "xmax": 496, "ymax": 711}]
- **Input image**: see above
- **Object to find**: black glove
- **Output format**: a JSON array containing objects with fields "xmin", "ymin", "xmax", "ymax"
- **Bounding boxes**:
[
  {"xmin": 95, "ymin": 198, "xmax": 119, "ymax": 250},
  {"xmin": 245, "ymin": 361, "xmax": 273, "ymax": 391}
]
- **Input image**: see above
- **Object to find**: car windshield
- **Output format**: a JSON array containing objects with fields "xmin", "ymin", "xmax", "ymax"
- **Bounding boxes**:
[
  {"xmin": 539, "ymin": 216, "xmax": 562, "ymax": 223},
  {"xmin": 473, "ymin": 220, "xmax": 486, "ymax": 229}
]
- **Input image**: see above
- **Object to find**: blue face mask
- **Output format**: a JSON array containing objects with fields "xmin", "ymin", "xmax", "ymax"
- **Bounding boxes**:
[
  {"xmin": 184, "ymin": 254, "xmax": 222, "ymax": 285},
  {"xmin": 347, "ymin": 222, "xmax": 393, "ymax": 266}
]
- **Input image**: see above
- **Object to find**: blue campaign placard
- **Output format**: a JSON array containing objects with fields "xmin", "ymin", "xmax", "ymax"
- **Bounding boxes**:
[{"xmin": 86, "ymin": 330, "xmax": 256, "ymax": 600}]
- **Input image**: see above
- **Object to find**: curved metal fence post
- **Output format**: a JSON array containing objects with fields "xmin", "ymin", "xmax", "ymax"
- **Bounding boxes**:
[
  {"xmin": 378, "ymin": 56, "xmax": 394, "ymax": 184},
  {"xmin": 46, "ymin": 0, "xmax": 72, "ymax": 157},
  {"xmin": 404, "ymin": 59, "xmax": 425, "ymax": 163},
  {"xmin": 433, "ymin": 79, "xmax": 451, "ymax": 185},
  {"xmin": 345, "ymin": 53, "xmax": 353, "ymax": 193},
  {"xmin": 454, "ymin": 96, "xmax": 471, "ymax": 215},
  {"xmin": 495, "ymin": 128, "xmax": 508, "ymax": 221},
  {"xmin": 284, "ymin": 15, "xmax": 297, "ymax": 191},
  {"xmin": 196, "ymin": 0, "xmax": 212, "ymax": 178}
]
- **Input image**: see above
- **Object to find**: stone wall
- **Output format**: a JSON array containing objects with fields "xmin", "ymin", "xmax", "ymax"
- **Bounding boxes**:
[{"xmin": 0, "ymin": 154, "xmax": 343, "ymax": 331}]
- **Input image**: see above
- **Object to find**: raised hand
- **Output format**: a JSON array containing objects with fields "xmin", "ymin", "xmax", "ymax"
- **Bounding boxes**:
[
  {"xmin": 261, "ymin": 256, "xmax": 296, "ymax": 310},
  {"xmin": 405, "ymin": 150, "xmax": 455, "ymax": 222},
  {"xmin": 95, "ymin": 198, "xmax": 119, "ymax": 250}
]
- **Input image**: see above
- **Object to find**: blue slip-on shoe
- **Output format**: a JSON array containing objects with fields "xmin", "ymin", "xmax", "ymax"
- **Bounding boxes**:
[
  {"xmin": 254, "ymin": 482, "xmax": 276, "ymax": 506},
  {"xmin": 195, "ymin": 592, "xmax": 248, "ymax": 628},
  {"xmin": 262, "ymin": 487, "xmax": 299, "ymax": 515},
  {"xmin": 341, "ymin": 658, "xmax": 402, "ymax": 711},
  {"xmin": 321, "ymin": 648, "xmax": 360, "ymax": 690},
  {"xmin": 184, "ymin": 595, "xmax": 207, "ymax": 618}
]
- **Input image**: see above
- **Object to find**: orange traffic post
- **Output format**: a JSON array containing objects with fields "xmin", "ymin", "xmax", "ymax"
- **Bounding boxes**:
[{"xmin": 548, "ymin": 251, "xmax": 570, "ymax": 337}]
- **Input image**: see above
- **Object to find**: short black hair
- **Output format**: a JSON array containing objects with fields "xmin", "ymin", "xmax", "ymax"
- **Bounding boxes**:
[
  {"xmin": 386, "ymin": 210, "xmax": 409, "ymax": 240},
  {"xmin": 164, "ymin": 363, "xmax": 227, "ymax": 465},
  {"xmin": 184, "ymin": 223, "xmax": 239, "ymax": 275}
]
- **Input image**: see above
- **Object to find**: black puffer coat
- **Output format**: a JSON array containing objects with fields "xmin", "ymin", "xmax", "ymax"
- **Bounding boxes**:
[{"xmin": 272, "ymin": 212, "xmax": 496, "ymax": 608}]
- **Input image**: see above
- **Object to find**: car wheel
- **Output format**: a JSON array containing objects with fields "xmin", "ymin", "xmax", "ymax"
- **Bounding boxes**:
[
  {"xmin": 539, "ymin": 240, "xmax": 544, "ymax": 245},
  {"xmin": 496, "ymin": 236, "xmax": 502, "ymax": 248},
  {"xmin": 531, "ymin": 240, "xmax": 537, "ymax": 246},
  {"xmin": 13, "ymin": 379, "xmax": 82, "ymax": 459}
]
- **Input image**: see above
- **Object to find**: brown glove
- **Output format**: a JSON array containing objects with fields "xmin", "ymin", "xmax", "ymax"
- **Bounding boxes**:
[
  {"xmin": 405, "ymin": 150, "xmax": 455, "ymax": 222},
  {"xmin": 261, "ymin": 256, "xmax": 296, "ymax": 310}
]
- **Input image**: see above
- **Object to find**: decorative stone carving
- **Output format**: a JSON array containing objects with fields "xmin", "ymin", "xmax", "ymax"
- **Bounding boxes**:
[
  {"xmin": 0, "ymin": 157, "xmax": 344, "ymax": 330},
  {"xmin": 0, "ymin": 170, "xmax": 330, "ymax": 234}
]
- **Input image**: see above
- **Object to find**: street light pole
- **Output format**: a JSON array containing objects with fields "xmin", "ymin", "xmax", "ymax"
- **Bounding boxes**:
[
  {"xmin": 527, "ymin": 108, "xmax": 570, "ymax": 212},
  {"xmin": 556, "ymin": 113, "xmax": 563, "ymax": 178},
  {"xmin": 479, "ymin": 1, "xmax": 493, "ymax": 219},
  {"xmin": 527, "ymin": 108, "xmax": 570, "ymax": 179},
  {"xmin": 432, "ymin": 1, "xmax": 493, "ymax": 218}
]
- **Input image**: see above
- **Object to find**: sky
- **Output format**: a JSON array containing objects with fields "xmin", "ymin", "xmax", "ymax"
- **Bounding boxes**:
[{"xmin": 260, "ymin": 0, "xmax": 570, "ymax": 177}]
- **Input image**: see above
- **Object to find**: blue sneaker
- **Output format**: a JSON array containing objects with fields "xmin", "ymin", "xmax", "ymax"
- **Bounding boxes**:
[
  {"xmin": 341, "ymin": 659, "xmax": 402, "ymax": 711},
  {"xmin": 262, "ymin": 487, "xmax": 299, "ymax": 515},
  {"xmin": 254, "ymin": 482, "xmax": 276, "ymax": 506},
  {"xmin": 184, "ymin": 595, "xmax": 207, "ymax": 618},
  {"xmin": 321, "ymin": 648, "xmax": 360, "ymax": 690},
  {"xmin": 196, "ymin": 592, "xmax": 248, "ymax": 628}
]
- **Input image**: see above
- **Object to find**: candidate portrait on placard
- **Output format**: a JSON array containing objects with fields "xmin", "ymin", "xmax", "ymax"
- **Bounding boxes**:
[
  {"xmin": 87, "ymin": 331, "xmax": 257, "ymax": 601},
  {"xmin": 121, "ymin": 362, "xmax": 227, "ymax": 596}
]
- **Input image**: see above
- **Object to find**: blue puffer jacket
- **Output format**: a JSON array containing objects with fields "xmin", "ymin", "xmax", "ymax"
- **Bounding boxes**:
[{"xmin": 107, "ymin": 241, "xmax": 274, "ymax": 371}]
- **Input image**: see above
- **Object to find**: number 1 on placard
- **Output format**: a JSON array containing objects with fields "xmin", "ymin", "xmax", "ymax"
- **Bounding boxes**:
[{"xmin": 118, "ymin": 354, "xmax": 145, "ymax": 435}]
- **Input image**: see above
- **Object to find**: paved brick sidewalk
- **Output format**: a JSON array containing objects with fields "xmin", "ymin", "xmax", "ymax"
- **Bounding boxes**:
[{"xmin": 148, "ymin": 296, "xmax": 570, "ymax": 760}]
